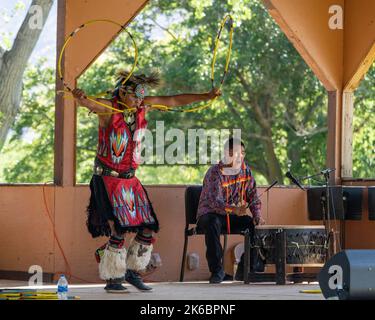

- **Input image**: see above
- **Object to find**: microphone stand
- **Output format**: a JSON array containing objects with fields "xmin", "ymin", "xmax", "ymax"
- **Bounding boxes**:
[
  {"xmin": 321, "ymin": 170, "xmax": 338, "ymax": 258},
  {"xmin": 295, "ymin": 169, "xmax": 337, "ymax": 257}
]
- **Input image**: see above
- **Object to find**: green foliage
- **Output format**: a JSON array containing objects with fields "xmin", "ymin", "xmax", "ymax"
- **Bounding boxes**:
[
  {"xmin": 0, "ymin": 59, "xmax": 54, "ymax": 182},
  {"xmin": 353, "ymin": 64, "xmax": 375, "ymax": 178},
  {"xmin": 77, "ymin": 0, "xmax": 326, "ymax": 183},
  {"xmin": 1, "ymin": 0, "xmax": 374, "ymax": 184}
]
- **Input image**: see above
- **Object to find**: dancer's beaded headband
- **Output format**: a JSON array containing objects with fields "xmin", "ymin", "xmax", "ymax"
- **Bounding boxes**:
[{"xmin": 113, "ymin": 70, "xmax": 160, "ymax": 100}]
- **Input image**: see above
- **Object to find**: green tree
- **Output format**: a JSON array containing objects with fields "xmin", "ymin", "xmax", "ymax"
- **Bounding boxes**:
[
  {"xmin": 353, "ymin": 63, "xmax": 375, "ymax": 178},
  {"xmin": 72, "ymin": 0, "xmax": 326, "ymax": 184},
  {"xmin": 1, "ymin": 0, "xmax": 373, "ymax": 184},
  {"xmin": 0, "ymin": 0, "xmax": 54, "ymax": 152},
  {"xmin": 0, "ymin": 59, "xmax": 54, "ymax": 182}
]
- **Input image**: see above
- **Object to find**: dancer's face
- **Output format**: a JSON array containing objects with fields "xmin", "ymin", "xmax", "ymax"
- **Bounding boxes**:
[{"xmin": 119, "ymin": 89, "xmax": 143, "ymax": 109}]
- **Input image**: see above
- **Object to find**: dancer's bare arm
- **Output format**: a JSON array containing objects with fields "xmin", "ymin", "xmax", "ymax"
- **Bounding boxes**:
[
  {"xmin": 144, "ymin": 88, "xmax": 221, "ymax": 108},
  {"xmin": 72, "ymin": 88, "xmax": 113, "ymax": 127},
  {"xmin": 72, "ymin": 88, "xmax": 112, "ymax": 114}
]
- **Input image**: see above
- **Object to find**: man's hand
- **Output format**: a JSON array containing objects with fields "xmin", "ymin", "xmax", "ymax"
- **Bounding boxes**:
[
  {"xmin": 234, "ymin": 205, "xmax": 248, "ymax": 216},
  {"xmin": 72, "ymin": 88, "xmax": 87, "ymax": 100},
  {"xmin": 207, "ymin": 87, "xmax": 222, "ymax": 100},
  {"xmin": 253, "ymin": 216, "xmax": 266, "ymax": 226}
]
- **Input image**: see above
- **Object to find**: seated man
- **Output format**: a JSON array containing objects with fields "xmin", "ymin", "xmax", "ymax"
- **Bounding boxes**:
[{"xmin": 196, "ymin": 137, "xmax": 265, "ymax": 283}]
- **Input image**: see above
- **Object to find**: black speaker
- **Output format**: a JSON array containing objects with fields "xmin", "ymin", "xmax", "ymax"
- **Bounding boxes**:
[
  {"xmin": 307, "ymin": 186, "xmax": 345, "ymax": 220},
  {"xmin": 318, "ymin": 250, "xmax": 375, "ymax": 300},
  {"xmin": 369, "ymin": 187, "xmax": 375, "ymax": 221},
  {"xmin": 342, "ymin": 186, "xmax": 364, "ymax": 220}
]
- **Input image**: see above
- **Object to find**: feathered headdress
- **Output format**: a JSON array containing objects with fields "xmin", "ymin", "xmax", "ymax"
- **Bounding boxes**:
[{"xmin": 116, "ymin": 70, "xmax": 161, "ymax": 87}]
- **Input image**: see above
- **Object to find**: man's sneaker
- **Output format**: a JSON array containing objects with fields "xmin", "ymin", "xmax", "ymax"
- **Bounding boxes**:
[
  {"xmin": 125, "ymin": 269, "xmax": 153, "ymax": 291},
  {"xmin": 104, "ymin": 279, "xmax": 128, "ymax": 293},
  {"xmin": 209, "ymin": 270, "xmax": 225, "ymax": 284}
]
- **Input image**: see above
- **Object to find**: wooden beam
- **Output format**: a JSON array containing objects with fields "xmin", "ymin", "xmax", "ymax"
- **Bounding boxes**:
[
  {"xmin": 54, "ymin": 0, "xmax": 67, "ymax": 186},
  {"xmin": 54, "ymin": 0, "xmax": 77, "ymax": 187},
  {"xmin": 343, "ymin": 0, "xmax": 375, "ymax": 90},
  {"xmin": 76, "ymin": 0, "xmax": 150, "ymax": 79},
  {"xmin": 344, "ymin": 42, "xmax": 375, "ymax": 91},
  {"xmin": 341, "ymin": 91, "xmax": 354, "ymax": 178},
  {"xmin": 262, "ymin": 0, "xmax": 340, "ymax": 91}
]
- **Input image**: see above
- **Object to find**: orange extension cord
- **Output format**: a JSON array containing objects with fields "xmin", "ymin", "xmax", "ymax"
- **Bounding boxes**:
[{"xmin": 42, "ymin": 183, "xmax": 94, "ymax": 283}]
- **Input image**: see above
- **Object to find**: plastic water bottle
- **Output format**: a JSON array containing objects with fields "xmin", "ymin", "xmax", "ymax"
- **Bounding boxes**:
[{"xmin": 57, "ymin": 275, "xmax": 68, "ymax": 300}]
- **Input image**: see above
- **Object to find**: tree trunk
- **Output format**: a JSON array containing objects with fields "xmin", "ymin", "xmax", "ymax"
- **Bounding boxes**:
[
  {"xmin": 0, "ymin": 0, "xmax": 53, "ymax": 152},
  {"xmin": 262, "ymin": 128, "xmax": 284, "ymax": 184},
  {"xmin": 234, "ymin": 71, "xmax": 285, "ymax": 184}
]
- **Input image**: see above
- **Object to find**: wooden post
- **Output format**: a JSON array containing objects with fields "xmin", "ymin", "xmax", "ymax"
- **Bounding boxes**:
[
  {"xmin": 327, "ymin": 90, "xmax": 342, "ymax": 185},
  {"xmin": 341, "ymin": 91, "xmax": 354, "ymax": 178},
  {"xmin": 326, "ymin": 90, "xmax": 344, "ymax": 252},
  {"xmin": 54, "ymin": 0, "xmax": 76, "ymax": 186}
]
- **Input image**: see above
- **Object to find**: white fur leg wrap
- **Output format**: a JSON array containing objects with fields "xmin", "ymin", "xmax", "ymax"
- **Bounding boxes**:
[
  {"xmin": 126, "ymin": 239, "xmax": 153, "ymax": 272},
  {"xmin": 99, "ymin": 246, "xmax": 127, "ymax": 280}
]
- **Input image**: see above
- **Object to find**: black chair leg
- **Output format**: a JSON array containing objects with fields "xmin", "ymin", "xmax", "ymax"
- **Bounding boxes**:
[
  {"xmin": 244, "ymin": 230, "xmax": 250, "ymax": 284},
  {"xmin": 180, "ymin": 234, "xmax": 189, "ymax": 282},
  {"xmin": 223, "ymin": 234, "xmax": 228, "ymax": 271}
]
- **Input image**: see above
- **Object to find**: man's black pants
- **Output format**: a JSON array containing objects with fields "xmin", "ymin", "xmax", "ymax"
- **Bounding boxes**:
[{"xmin": 197, "ymin": 213, "xmax": 255, "ymax": 274}]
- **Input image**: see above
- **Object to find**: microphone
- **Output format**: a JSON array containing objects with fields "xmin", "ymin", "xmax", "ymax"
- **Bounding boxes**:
[
  {"xmin": 321, "ymin": 168, "xmax": 336, "ymax": 175},
  {"xmin": 265, "ymin": 180, "xmax": 278, "ymax": 192},
  {"xmin": 285, "ymin": 171, "xmax": 305, "ymax": 191}
]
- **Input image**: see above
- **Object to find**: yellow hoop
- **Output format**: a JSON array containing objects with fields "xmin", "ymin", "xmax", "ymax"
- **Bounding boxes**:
[
  {"xmin": 150, "ymin": 14, "xmax": 234, "ymax": 113},
  {"xmin": 58, "ymin": 16, "xmax": 233, "ymax": 115},
  {"xmin": 211, "ymin": 14, "xmax": 234, "ymax": 90},
  {"xmin": 57, "ymin": 19, "xmax": 138, "ymax": 113}
]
